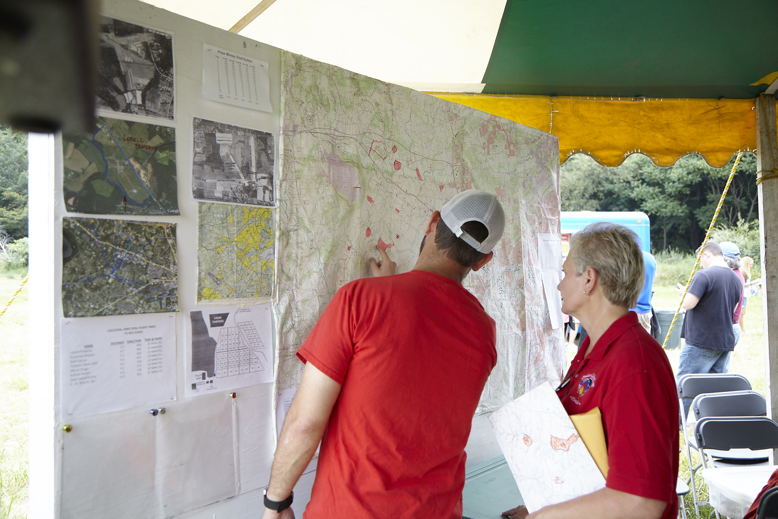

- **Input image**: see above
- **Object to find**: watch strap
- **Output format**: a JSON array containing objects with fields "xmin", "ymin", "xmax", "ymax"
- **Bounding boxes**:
[{"xmin": 263, "ymin": 490, "xmax": 293, "ymax": 512}]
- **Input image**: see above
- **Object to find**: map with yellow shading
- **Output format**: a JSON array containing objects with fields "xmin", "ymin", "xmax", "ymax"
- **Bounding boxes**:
[{"xmin": 198, "ymin": 203, "xmax": 274, "ymax": 300}]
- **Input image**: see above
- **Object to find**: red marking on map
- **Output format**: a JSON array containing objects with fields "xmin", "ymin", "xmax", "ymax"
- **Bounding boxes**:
[
  {"xmin": 438, "ymin": 185, "xmax": 444, "ymax": 191},
  {"xmin": 394, "ymin": 208, "xmax": 400, "ymax": 213},
  {"xmin": 377, "ymin": 238, "xmax": 394, "ymax": 251},
  {"xmin": 395, "ymin": 234, "xmax": 399, "ymax": 239},
  {"xmin": 522, "ymin": 434, "xmax": 533, "ymax": 446},
  {"xmin": 320, "ymin": 153, "xmax": 360, "ymax": 202},
  {"xmin": 367, "ymin": 196, "xmax": 375, "ymax": 203},
  {"xmin": 347, "ymin": 246, "xmax": 352, "ymax": 251},
  {"xmin": 416, "ymin": 168, "xmax": 423, "ymax": 181},
  {"xmin": 392, "ymin": 145, "xmax": 398, "ymax": 153},
  {"xmin": 393, "ymin": 160, "xmax": 401, "ymax": 171},
  {"xmin": 368, "ymin": 140, "xmax": 387, "ymax": 161},
  {"xmin": 479, "ymin": 118, "xmax": 517, "ymax": 157},
  {"xmin": 365, "ymin": 227, "xmax": 372, "ymax": 237},
  {"xmin": 549, "ymin": 433, "xmax": 580, "ymax": 452}
]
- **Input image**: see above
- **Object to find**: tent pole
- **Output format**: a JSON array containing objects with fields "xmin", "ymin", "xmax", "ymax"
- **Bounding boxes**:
[{"xmin": 757, "ymin": 94, "xmax": 778, "ymax": 460}]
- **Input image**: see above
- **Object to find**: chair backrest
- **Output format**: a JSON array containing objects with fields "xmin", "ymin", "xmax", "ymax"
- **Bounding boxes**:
[
  {"xmin": 695, "ymin": 416, "xmax": 778, "ymax": 452},
  {"xmin": 678, "ymin": 373, "xmax": 752, "ymax": 401},
  {"xmin": 692, "ymin": 390, "xmax": 767, "ymax": 421},
  {"xmin": 757, "ymin": 486, "xmax": 778, "ymax": 519}
]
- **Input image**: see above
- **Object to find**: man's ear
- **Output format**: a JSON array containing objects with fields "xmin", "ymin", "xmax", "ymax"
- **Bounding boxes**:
[
  {"xmin": 471, "ymin": 251, "xmax": 494, "ymax": 272},
  {"xmin": 425, "ymin": 211, "xmax": 441, "ymax": 236}
]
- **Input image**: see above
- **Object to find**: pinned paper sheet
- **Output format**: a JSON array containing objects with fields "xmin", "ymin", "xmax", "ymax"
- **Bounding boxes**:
[
  {"xmin": 156, "ymin": 394, "xmax": 236, "ymax": 516},
  {"xmin": 538, "ymin": 234, "xmax": 563, "ymax": 329},
  {"xmin": 202, "ymin": 44, "xmax": 272, "ymax": 112},
  {"xmin": 61, "ymin": 410, "xmax": 159, "ymax": 519},
  {"xmin": 60, "ymin": 314, "xmax": 176, "ymax": 419},
  {"xmin": 235, "ymin": 384, "xmax": 275, "ymax": 492},
  {"xmin": 186, "ymin": 304, "xmax": 273, "ymax": 397},
  {"xmin": 490, "ymin": 382, "xmax": 605, "ymax": 513}
]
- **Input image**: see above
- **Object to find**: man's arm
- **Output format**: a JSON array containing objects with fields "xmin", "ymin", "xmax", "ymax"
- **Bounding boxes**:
[
  {"xmin": 503, "ymin": 488, "xmax": 667, "ymax": 519},
  {"xmin": 682, "ymin": 271, "xmax": 708, "ymax": 310},
  {"xmin": 262, "ymin": 362, "xmax": 342, "ymax": 519},
  {"xmin": 681, "ymin": 291, "xmax": 700, "ymax": 310}
]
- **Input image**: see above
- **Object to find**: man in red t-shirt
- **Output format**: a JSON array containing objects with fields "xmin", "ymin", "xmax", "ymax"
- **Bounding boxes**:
[{"xmin": 261, "ymin": 190, "xmax": 505, "ymax": 519}]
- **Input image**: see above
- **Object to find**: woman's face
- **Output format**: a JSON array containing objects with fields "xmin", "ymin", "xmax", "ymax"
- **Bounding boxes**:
[{"xmin": 558, "ymin": 253, "xmax": 586, "ymax": 316}]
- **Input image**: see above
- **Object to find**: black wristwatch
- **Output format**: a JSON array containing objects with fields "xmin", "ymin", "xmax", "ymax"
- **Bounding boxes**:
[{"xmin": 263, "ymin": 490, "xmax": 293, "ymax": 512}]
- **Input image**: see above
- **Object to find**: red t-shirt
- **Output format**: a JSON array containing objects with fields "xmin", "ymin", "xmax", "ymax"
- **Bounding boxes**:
[
  {"xmin": 556, "ymin": 312, "xmax": 679, "ymax": 518},
  {"xmin": 297, "ymin": 270, "xmax": 497, "ymax": 518}
]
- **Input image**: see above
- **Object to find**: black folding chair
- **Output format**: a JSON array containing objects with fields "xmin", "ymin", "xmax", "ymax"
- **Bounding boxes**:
[
  {"xmin": 677, "ymin": 373, "xmax": 752, "ymax": 513},
  {"xmin": 678, "ymin": 373, "xmax": 752, "ymax": 421},
  {"xmin": 695, "ymin": 417, "xmax": 778, "ymax": 464},
  {"xmin": 692, "ymin": 390, "xmax": 766, "ymax": 422},
  {"xmin": 696, "ymin": 417, "xmax": 778, "ymax": 519}
]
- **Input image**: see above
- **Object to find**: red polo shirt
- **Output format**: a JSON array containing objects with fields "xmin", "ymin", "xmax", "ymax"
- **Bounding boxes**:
[{"xmin": 557, "ymin": 312, "xmax": 679, "ymax": 518}]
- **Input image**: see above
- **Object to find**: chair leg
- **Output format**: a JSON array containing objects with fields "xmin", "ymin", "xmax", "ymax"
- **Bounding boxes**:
[{"xmin": 680, "ymin": 407, "xmax": 702, "ymax": 516}]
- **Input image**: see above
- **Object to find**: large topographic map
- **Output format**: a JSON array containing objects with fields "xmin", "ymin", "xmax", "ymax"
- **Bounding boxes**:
[
  {"xmin": 276, "ymin": 53, "xmax": 563, "ymax": 409},
  {"xmin": 63, "ymin": 117, "xmax": 178, "ymax": 215},
  {"xmin": 62, "ymin": 217, "xmax": 178, "ymax": 317},
  {"xmin": 198, "ymin": 203, "xmax": 274, "ymax": 301}
]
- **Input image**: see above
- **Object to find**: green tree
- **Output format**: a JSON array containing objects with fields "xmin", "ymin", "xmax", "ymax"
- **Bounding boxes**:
[
  {"xmin": 0, "ymin": 127, "xmax": 28, "ymax": 240},
  {"xmin": 561, "ymin": 152, "xmax": 758, "ymax": 252}
]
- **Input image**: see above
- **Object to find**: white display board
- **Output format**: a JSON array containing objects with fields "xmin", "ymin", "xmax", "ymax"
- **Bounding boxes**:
[
  {"xmin": 30, "ymin": 1, "xmax": 282, "ymax": 517},
  {"xmin": 28, "ymin": 0, "xmax": 562, "ymax": 517}
]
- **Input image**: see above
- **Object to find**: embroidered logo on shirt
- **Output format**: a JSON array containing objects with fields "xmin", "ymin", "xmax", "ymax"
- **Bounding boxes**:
[{"xmin": 577, "ymin": 374, "xmax": 596, "ymax": 397}]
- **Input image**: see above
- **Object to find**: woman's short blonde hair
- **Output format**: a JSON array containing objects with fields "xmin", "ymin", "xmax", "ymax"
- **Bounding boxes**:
[{"xmin": 569, "ymin": 222, "xmax": 645, "ymax": 309}]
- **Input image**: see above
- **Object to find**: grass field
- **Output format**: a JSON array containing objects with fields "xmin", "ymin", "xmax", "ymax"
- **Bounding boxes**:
[{"xmin": 0, "ymin": 271, "xmax": 28, "ymax": 519}]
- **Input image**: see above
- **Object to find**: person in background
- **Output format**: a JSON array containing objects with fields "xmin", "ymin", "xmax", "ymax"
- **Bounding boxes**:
[
  {"xmin": 502, "ymin": 223, "xmax": 679, "ymax": 519},
  {"xmin": 261, "ymin": 190, "xmax": 505, "ymax": 519},
  {"xmin": 631, "ymin": 249, "xmax": 657, "ymax": 334},
  {"xmin": 677, "ymin": 241, "xmax": 742, "ymax": 416},
  {"xmin": 739, "ymin": 256, "xmax": 754, "ymax": 332},
  {"xmin": 719, "ymin": 241, "xmax": 745, "ymax": 346}
]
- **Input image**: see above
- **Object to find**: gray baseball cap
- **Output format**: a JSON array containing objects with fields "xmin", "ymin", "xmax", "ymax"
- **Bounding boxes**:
[
  {"xmin": 719, "ymin": 241, "xmax": 741, "ymax": 258},
  {"xmin": 440, "ymin": 189, "xmax": 505, "ymax": 254}
]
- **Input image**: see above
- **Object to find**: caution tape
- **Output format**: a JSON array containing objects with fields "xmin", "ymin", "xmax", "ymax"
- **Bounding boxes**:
[
  {"xmin": 661, "ymin": 151, "xmax": 744, "ymax": 349},
  {"xmin": 0, "ymin": 275, "xmax": 29, "ymax": 318}
]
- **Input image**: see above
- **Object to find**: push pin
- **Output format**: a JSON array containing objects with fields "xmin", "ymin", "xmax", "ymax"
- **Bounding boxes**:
[
  {"xmin": 147, "ymin": 407, "xmax": 166, "ymax": 416},
  {"xmin": 62, "ymin": 424, "xmax": 73, "ymax": 433},
  {"xmin": 229, "ymin": 392, "xmax": 237, "ymax": 399}
]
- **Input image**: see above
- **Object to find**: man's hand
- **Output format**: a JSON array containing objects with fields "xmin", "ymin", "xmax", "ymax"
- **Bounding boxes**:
[
  {"xmin": 369, "ymin": 247, "xmax": 397, "ymax": 277},
  {"xmin": 261, "ymin": 508, "xmax": 295, "ymax": 519},
  {"xmin": 502, "ymin": 505, "xmax": 529, "ymax": 518}
]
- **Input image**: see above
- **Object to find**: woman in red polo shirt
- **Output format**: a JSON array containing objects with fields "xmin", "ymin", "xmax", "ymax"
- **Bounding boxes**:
[{"xmin": 503, "ymin": 222, "xmax": 679, "ymax": 519}]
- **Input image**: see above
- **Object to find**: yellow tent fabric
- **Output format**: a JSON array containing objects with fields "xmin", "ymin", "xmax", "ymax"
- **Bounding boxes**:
[{"xmin": 434, "ymin": 95, "xmax": 763, "ymax": 167}]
